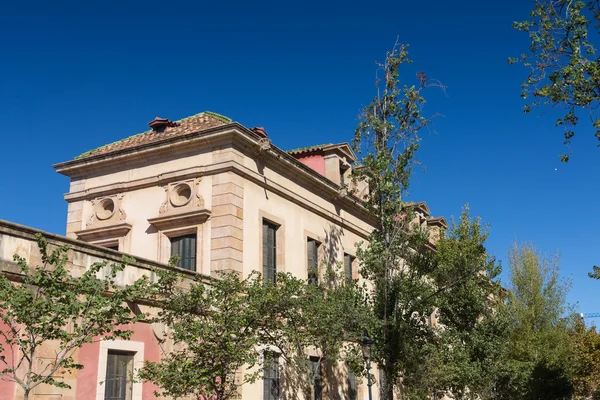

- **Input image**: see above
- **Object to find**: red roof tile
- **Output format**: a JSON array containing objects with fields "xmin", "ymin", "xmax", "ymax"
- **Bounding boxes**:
[{"xmin": 75, "ymin": 112, "xmax": 231, "ymax": 159}]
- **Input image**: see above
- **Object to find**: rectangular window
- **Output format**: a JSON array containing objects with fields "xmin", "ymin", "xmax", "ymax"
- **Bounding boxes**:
[
  {"xmin": 347, "ymin": 364, "xmax": 358, "ymax": 400},
  {"xmin": 263, "ymin": 221, "xmax": 277, "ymax": 284},
  {"xmin": 263, "ymin": 352, "xmax": 279, "ymax": 400},
  {"xmin": 310, "ymin": 357, "xmax": 322, "ymax": 400},
  {"xmin": 307, "ymin": 239, "xmax": 319, "ymax": 285},
  {"xmin": 104, "ymin": 351, "xmax": 134, "ymax": 400},
  {"xmin": 170, "ymin": 234, "xmax": 197, "ymax": 271},
  {"xmin": 344, "ymin": 254, "xmax": 355, "ymax": 281}
]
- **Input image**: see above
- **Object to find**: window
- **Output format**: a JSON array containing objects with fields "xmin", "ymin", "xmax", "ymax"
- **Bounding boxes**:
[
  {"xmin": 307, "ymin": 239, "xmax": 319, "ymax": 285},
  {"xmin": 347, "ymin": 364, "xmax": 358, "ymax": 400},
  {"xmin": 344, "ymin": 254, "xmax": 355, "ymax": 281},
  {"xmin": 263, "ymin": 221, "xmax": 277, "ymax": 283},
  {"xmin": 104, "ymin": 351, "xmax": 134, "ymax": 400},
  {"xmin": 170, "ymin": 234, "xmax": 197, "ymax": 271},
  {"xmin": 263, "ymin": 352, "xmax": 279, "ymax": 400},
  {"xmin": 310, "ymin": 357, "xmax": 322, "ymax": 400}
]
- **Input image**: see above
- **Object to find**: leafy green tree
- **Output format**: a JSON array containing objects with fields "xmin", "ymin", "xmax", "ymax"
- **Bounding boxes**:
[
  {"xmin": 140, "ymin": 262, "xmax": 371, "ymax": 400},
  {"xmin": 496, "ymin": 242, "xmax": 574, "ymax": 400},
  {"xmin": 351, "ymin": 40, "xmax": 442, "ymax": 400},
  {"xmin": 428, "ymin": 207, "xmax": 508, "ymax": 400},
  {"xmin": 512, "ymin": 0, "xmax": 600, "ymax": 161},
  {"xmin": 0, "ymin": 234, "xmax": 152, "ymax": 400},
  {"xmin": 139, "ymin": 270, "xmax": 268, "ymax": 400},
  {"xmin": 571, "ymin": 317, "xmax": 600, "ymax": 399},
  {"xmin": 260, "ymin": 266, "xmax": 372, "ymax": 398}
]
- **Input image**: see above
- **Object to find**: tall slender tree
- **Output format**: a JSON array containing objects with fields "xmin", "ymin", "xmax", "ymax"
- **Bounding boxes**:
[{"xmin": 352, "ymin": 40, "xmax": 442, "ymax": 400}]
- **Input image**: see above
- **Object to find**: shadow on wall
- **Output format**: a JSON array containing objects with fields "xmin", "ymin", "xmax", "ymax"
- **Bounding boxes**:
[
  {"xmin": 323, "ymin": 223, "xmax": 344, "ymax": 271},
  {"xmin": 278, "ymin": 358, "xmax": 356, "ymax": 400}
]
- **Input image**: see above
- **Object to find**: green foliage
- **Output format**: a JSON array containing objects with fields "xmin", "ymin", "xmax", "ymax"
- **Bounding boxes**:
[
  {"xmin": 260, "ymin": 265, "xmax": 373, "ymax": 396},
  {"xmin": 140, "ymin": 262, "xmax": 371, "ymax": 400},
  {"xmin": 496, "ymin": 242, "xmax": 574, "ymax": 400},
  {"xmin": 513, "ymin": 0, "xmax": 600, "ymax": 160},
  {"xmin": 139, "ymin": 270, "xmax": 267, "ymax": 400},
  {"xmin": 572, "ymin": 318, "xmax": 600, "ymax": 399},
  {"xmin": 427, "ymin": 207, "xmax": 508, "ymax": 400},
  {"xmin": 0, "ymin": 234, "xmax": 152, "ymax": 400}
]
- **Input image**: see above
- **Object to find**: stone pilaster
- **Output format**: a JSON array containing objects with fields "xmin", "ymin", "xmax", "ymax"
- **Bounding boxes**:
[
  {"xmin": 65, "ymin": 201, "xmax": 83, "ymax": 239},
  {"xmin": 211, "ymin": 171, "xmax": 244, "ymax": 276}
]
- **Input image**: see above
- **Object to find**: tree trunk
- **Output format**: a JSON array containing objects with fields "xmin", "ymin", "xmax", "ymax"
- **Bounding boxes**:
[{"xmin": 23, "ymin": 389, "xmax": 29, "ymax": 400}]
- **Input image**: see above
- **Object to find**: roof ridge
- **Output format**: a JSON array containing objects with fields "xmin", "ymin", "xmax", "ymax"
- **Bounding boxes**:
[
  {"xmin": 287, "ymin": 143, "xmax": 334, "ymax": 154},
  {"xmin": 73, "ymin": 111, "xmax": 232, "ymax": 159}
]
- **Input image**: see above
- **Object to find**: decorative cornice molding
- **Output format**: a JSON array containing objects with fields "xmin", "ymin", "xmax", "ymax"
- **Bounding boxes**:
[
  {"xmin": 148, "ymin": 209, "xmax": 211, "ymax": 231},
  {"xmin": 75, "ymin": 222, "xmax": 132, "ymax": 242},
  {"xmin": 65, "ymin": 160, "xmax": 373, "ymax": 238}
]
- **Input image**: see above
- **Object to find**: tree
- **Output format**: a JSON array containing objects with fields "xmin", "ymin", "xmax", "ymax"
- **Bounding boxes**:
[
  {"xmin": 0, "ymin": 234, "xmax": 152, "ymax": 400},
  {"xmin": 260, "ymin": 266, "xmax": 372, "ymax": 398},
  {"xmin": 496, "ymin": 242, "xmax": 574, "ymax": 400},
  {"xmin": 571, "ymin": 317, "xmax": 600, "ymax": 399},
  {"xmin": 512, "ymin": 0, "xmax": 600, "ymax": 161},
  {"xmin": 140, "ymin": 261, "xmax": 371, "ymax": 400},
  {"xmin": 351, "ymin": 40, "xmax": 442, "ymax": 400},
  {"xmin": 427, "ymin": 207, "xmax": 508, "ymax": 400},
  {"xmin": 139, "ymin": 270, "xmax": 268, "ymax": 400}
]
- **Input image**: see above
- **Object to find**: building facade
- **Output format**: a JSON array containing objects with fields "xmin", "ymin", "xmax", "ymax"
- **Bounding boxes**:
[{"xmin": 0, "ymin": 111, "xmax": 446, "ymax": 399}]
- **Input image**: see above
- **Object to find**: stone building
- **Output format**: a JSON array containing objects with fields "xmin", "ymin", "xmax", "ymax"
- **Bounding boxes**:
[{"xmin": 0, "ymin": 111, "xmax": 446, "ymax": 400}]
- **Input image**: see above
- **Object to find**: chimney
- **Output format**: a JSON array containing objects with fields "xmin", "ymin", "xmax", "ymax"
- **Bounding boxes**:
[
  {"xmin": 251, "ymin": 126, "xmax": 268, "ymax": 138},
  {"xmin": 148, "ymin": 117, "xmax": 178, "ymax": 133}
]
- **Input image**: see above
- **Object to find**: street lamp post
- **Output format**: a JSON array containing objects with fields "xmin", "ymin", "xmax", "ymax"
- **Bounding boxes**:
[{"xmin": 361, "ymin": 330, "xmax": 374, "ymax": 400}]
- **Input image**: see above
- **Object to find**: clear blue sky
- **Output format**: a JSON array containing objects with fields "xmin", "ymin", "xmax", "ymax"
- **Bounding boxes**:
[{"xmin": 1, "ymin": 1, "xmax": 598, "ymax": 315}]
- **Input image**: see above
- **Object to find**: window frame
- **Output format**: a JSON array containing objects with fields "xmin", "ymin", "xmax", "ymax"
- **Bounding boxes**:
[
  {"xmin": 347, "ymin": 363, "xmax": 358, "ymax": 400},
  {"xmin": 170, "ymin": 233, "xmax": 197, "ymax": 271},
  {"xmin": 262, "ymin": 220, "xmax": 278, "ymax": 284},
  {"xmin": 309, "ymin": 356, "xmax": 323, "ymax": 400},
  {"xmin": 95, "ymin": 341, "xmax": 144, "ymax": 400},
  {"xmin": 307, "ymin": 238, "xmax": 320, "ymax": 285},
  {"xmin": 344, "ymin": 253, "xmax": 356, "ymax": 282},
  {"xmin": 104, "ymin": 350, "xmax": 135, "ymax": 400},
  {"xmin": 263, "ymin": 352, "xmax": 280, "ymax": 400}
]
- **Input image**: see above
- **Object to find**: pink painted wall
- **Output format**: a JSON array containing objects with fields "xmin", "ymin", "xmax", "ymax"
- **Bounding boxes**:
[
  {"xmin": 0, "ymin": 320, "xmax": 16, "ymax": 400},
  {"xmin": 296, "ymin": 154, "xmax": 326, "ymax": 176},
  {"xmin": 76, "ymin": 321, "xmax": 161, "ymax": 399}
]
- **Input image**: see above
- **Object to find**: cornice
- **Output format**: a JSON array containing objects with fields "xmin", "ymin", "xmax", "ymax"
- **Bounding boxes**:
[{"xmin": 75, "ymin": 222, "xmax": 132, "ymax": 242}]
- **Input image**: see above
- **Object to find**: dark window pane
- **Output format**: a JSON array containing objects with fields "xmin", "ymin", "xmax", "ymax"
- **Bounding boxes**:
[
  {"xmin": 347, "ymin": 364, "xmax": 357, "ymax": 400},
  {"xmin": 310, "ymin": 357, "xmax": 322, "ymax": 400},
  {"xmin": 344, "ymin": 254, "xmax": 354, "ymax": 281},
  {"xmin": 263, "ymin": 222, "xmax": 277, "ymax": 284},
  {"xmin": 263, "ymin": 352, "xmax": 279, "ymax": 400},
  {"xmin": 307, "ymin": 239, "xmax": 318, "ymax": 285},
  {"xmin": 105, "ymin": 351, "xmax": 134, "ymax": 400},
  {"xmin": 170, "ymin": 234, "xmax": 197, "ymax": 271}
]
